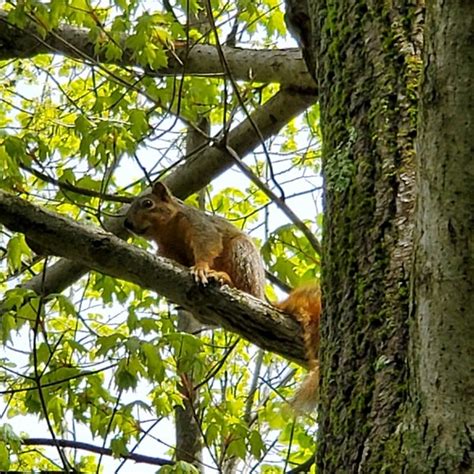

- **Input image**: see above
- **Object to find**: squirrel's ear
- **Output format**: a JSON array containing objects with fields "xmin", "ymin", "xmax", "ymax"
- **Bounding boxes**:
[{"xmin": 151, "ymin": 182, "xmax": 172, "ymax": 201}]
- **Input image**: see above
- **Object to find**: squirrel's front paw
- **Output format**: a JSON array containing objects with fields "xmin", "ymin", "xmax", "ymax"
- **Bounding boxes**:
[{"xmin": 191, "ymin": 262, "xmax": 210, "ymax": 285}]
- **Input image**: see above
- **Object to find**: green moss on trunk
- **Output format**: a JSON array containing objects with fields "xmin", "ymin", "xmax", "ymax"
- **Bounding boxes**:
[{"xmin": 307, "ymin": 1, "xmax": 422, "ymax": 471}]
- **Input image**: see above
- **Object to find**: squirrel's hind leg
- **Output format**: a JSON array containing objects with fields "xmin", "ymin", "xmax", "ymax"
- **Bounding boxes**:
[{"xmin": 224, "ymin": 236, "xmax": 266, "ymax": 299}]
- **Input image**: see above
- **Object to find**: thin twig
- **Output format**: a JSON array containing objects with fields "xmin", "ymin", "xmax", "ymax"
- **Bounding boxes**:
[
  {"xmin": 223, "ymin": 144, "xmax": 322, "ymax": 255},
  {"xmin": 22, "ymin": 438, "xmax": 173, "ymax": 466},
  {"xmin": 21, "ymin": 163, "xmax": 133, "ymax": 204},
  {"xmin": 285, "ymin": 450, "xmax": 317, "ymax": 473},
  {"xmin": 203, "ymin": 0, "xmax": 286, "ymax": 199},
  {"xmin": 32, "ymin": 260, "xmax": 71, "ymax": 471}
]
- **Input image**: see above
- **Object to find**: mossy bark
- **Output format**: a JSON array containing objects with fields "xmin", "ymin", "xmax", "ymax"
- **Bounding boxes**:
[
  {"xmin": 306, "ymin": 1, "xmax": 422, "ymax": 471},
  {"xmin": 306, "ymin": 0, "xmax": 474, "ymax": 471}
]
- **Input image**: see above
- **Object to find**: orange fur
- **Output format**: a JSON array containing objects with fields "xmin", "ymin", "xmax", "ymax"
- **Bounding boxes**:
[{"xmin": 276, "ymin": 283, "xmax": 321, "ymax": 411}]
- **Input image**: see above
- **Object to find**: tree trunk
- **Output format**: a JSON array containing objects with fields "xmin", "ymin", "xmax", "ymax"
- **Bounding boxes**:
[
  {"xmin": 306, "ymin": 0, "xmax": 422, "ymax": 470},
  {"xmin": 306, "ymin": 0, "xmax": 474, "ymax": 471},
  {"xmin": 408, "ymin": 2, "xmax": 474, "ymax": 471},
  {"xmin": 175, "ymin": 311, "xmax": 204, "ymax": 469}
]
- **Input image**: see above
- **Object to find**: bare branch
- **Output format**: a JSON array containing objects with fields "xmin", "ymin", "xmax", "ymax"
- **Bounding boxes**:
[
  {"xmin": 223, "ymin": 145, "xmax": 321, "ymax": 255},
  {"xmin": 21, "ymin": 163, "xmax": 133, "ymax": 204},
  {"xmin": 0, "ymin": 191, "xmax": 307, "ymax": 366},
  {"xmin": 22, "ymin": 438, "xmax": 173, "ymax": 467}
]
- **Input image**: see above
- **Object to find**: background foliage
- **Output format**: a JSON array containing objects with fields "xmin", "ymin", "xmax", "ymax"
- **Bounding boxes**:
[{"xmin": 0, "ymin": 0, "xmax": 320, "ymax": 471}]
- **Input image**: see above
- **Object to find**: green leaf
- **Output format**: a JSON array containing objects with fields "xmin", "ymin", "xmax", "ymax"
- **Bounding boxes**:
[
  {"xmin": 105, "ymin": 42, "xmax": 123, "ymax": 62},
  {"xmin": 139, "ymin": 317, "xmax": 160, "ymax": 334},
  {"xmin": 34, "ymin": 343, "xmax": 51, "ymax": 366},
  {"xmin": 44, "ymin": 367, "xmax": 81, "ymax": 385},
  {"xmin": 115, "ymin": 359, "xmax": 139, "ymax": 390},
  {"xmin": 0, "ymin": 441, "xmax": 10, "ymax": 471},
  {"xmin": 129, "ymin": 109, "xmax": 149, "ymax": 138},
  {"xmin": 75, "ymin": 115, "xmax": 92, "ymax": 136},
  {"xmin": 168, "ymin": 333, "xmax": 202, "ymax": 358},
  {"xmin": 0, "ymin": 314, "xmax": 16, "ymax": 343},
  {"xmin": 0, "ymin": 424, "xmax": 21, "ymax": 450},
  {"xmin": 227, "ymin": 436, "xmax": 247, "ymax": 459},
  {"xmin": 56, "ymin": 294, "xmax": 77, "ymax": 317},
  {"xmin": 17, "ymin": 296, "xmax": 43, "ymax": 324},
  {"xmin": 159, "ymin": 461, "xmax": 200, "ymax": 473},
  {"xmin": 114, "ymin": 0, "xmax": 129, "ymax": 10},
  {"xmin": 47, "ymin": 395, "xmax": 66, "ymax": 426},
  {"xmin": 127, "ymin": 308, "xmax": 138, "ymax": 331},
  {"xmin": 96, "ymin": 334, "xmax": 124, "ymax": 357},
  {"xmin": 75, "ymin": 175, "xmax": 101, "ymax": 191},
  {"xmin": 2, "ymin": 288, "xmax": 30, "ymax": 310},
  {"xmin": 6, "ymin": 234, "xmax": 29, "ymax": 272},
  {"xmin": 141, "ymin": 342, "xmax": 164, "ymax": 382},
  {"xmin": 66, "ymin": 339, "xmax": 87, "ymax": 354},
  {"xmin": 24, "ymin": 388, "xmax": 42, "ymax": 414},
  {"xmin": 205, "ymin": 423, "xmax": 219, "ymax": 444},
  {"xmin": 110, "ymin": 436, "xmax": 129, "ymax": 457},
  {"xmin": 4, "ymin": 136, "xmax": 26, "ymax": 160},
  {"xmin": 249, "ymin": 430, "xmax": 265, "ymax": 458}
]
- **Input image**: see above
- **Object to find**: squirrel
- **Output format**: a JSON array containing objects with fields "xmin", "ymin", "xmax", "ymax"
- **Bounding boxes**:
[{"xmin": 124, "ymin": 182, "xmax": 321, "ymax": 411}]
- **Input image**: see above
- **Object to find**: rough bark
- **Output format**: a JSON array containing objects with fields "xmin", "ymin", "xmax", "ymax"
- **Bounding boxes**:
[
  {"xmin": 408, "ymin": 2, "xmax": 474, "ymax": 471},
  {"xmin": 0, "ymin": 10, "xmax": 315, "ymax": 90},
  {"xmin": 307, "ymin": 0, "xmax": 473, "ymax": 471},
  {"xmin": 0, "ymin": 190, "xmax": 307, "ymax": 366},
  {"xmin": 307, "ymin": 1, "xmax": 422, "ymax": 471}
]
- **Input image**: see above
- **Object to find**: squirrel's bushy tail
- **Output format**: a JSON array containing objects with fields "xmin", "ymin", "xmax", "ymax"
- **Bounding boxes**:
[
  {"xmin": 291, "ymin": 364, "xmax": 319, "ymax": 413},
  {"xmin": 276, "ymin": 282, "xmax": 321, "ymax": 413}
]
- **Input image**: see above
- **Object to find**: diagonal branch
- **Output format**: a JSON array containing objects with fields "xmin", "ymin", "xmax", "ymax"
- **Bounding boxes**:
[
  {"xmin": 0, "ymin": 9, "xmax": 316, "ymax": 90},
  {"xmin": 165, "ymin": 88, "xmax": 317, "ymax": 196},
  {"xmin": 223, "ymin": 144, "xmax": 321, "ymax": 254},
  {"xmin": 0, "ymin": 191, "xmax": 307, "ymax": 366},
  {"xmin": 20, "ymin": 163, "xmax": 133, "ymax": 204},
  {"xmin": 19, "ymin": 87, "xmax": 317, "ymax": 297}
]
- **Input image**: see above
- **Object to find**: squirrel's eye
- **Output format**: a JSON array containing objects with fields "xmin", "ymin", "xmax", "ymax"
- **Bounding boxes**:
[{"xmin": 141, "ymin": 199, "xmax": 154, "ymax": 209}]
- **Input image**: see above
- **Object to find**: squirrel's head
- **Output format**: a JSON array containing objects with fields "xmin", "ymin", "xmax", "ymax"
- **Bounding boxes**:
[{"xmin": 124, "ymin": 182, "xmax": 178, "ymax": 239}]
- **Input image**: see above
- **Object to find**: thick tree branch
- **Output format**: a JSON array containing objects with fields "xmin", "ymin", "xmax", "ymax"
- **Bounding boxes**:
[
  {"xmin": 0, "ymin": 9, "xmax": 316, "ymax": 90},
  {"xmin": 0, "ymin": 191, "xmax": 307, "ymax": 366}
]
